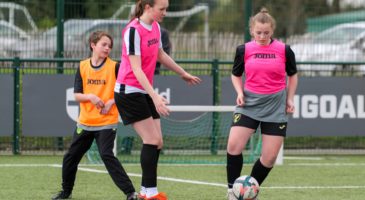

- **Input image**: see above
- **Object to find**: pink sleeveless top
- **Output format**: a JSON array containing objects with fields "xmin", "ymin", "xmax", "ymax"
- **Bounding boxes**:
[
  {"xmin": 244, "ymin": 40, "xmax": 286, "ymax": 94},
  {"xmin": 117, "ymin": 19, "xmax": 160, "ymax": 89}
]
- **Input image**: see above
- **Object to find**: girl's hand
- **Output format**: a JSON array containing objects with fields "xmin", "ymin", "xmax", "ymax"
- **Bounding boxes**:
[
  {"xmin": 181, "ymin": 72, "xmax": 202, "ymax": 85},
  {"xmin": 286, "ymin": 99, "xmax": 295, "ymax": 114},
  {"xmin": 100, "ymin": 99, "xmax": 114, "ymax": 115},
  {"xmin": 152, "ymin": 93, "xmax": 170, "ymax": 116},
  {"xmin": 88, "ymin": 94, "xmax": 104, "ymax": 109},
  {"xmin": 236, "ymin": 93, "xmax": 245, "ymax": 106}
]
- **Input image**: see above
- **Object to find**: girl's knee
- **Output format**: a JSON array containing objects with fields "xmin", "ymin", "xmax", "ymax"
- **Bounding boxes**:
[
  {"xmin": 260, "ymin": 156, "xmax": 277, "ymax": 167},
  {"xmin": 227, "ymin": 142, "xmax": 243, "ymax": 155}
]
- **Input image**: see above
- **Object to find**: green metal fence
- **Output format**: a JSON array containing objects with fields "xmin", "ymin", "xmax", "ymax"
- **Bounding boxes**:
[
  {"xmin": 3, "ymin": 1, "xmax": 365, "ymax": 61},
  {"xmin": 2, "ymin": 1, "xmax": 365, "ymax": 155},
  {"xmin": 1, "ymin": 57, "xmax": 365, "ymax": 155},
  {"xmin": 0, "ymin": 57, "xmax": 223, "ymax": 155}
]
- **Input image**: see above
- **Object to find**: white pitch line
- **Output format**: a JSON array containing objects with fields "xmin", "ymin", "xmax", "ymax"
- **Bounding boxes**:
[
  {"xmin": 69, "ymin": 166, "xmax": 226, "ymax": 187},
  {"xmin": 55, "ymin": 165, "xmax": 365, "ymax": 190},
  {"xmin": 0, "ymin": 164, "xmax": 61, "ymax": 167},
  {"xmin": 3, "ymin": 162, "xmax": 365, "ymax": 168},
  {"xmin": 3, "ymin": 162, "xmax": 365, "ymax": 167},
  {"xmin": 284, "ymin": 156, "xmax": 323, "ymax": 160},
  {"xmin": 1, "ymin": 164, "xmax": 364, "ymax": 190}
]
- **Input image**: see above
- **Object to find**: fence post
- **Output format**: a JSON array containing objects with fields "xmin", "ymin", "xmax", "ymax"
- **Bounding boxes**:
[
  {"xmin": 56, "ymin": 0, "xmax": 64, "ymax": 74},
  {"xmin": 210, "ymin": 59, "xmax": 220, "ymax": 155},
  {"xmin": 13, "ymin": 57, "xmax": 21, "ymax": 155},
  {"xmin": 244, "ymin": 0, "xmax": 252, "ymax": 42},
  {"xmin": 56, "ymin": 0, "xmax": 65, "ymax": 150}
]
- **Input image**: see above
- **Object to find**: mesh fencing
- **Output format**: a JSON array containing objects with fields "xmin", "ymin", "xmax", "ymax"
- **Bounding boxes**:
[
  {"xmin": 3, "ymin": 0, "xmax": 365, "ymax": 65},
  {"xmin": 2, "ymin": 1, "xmax": 365, "ymax": 155},
  {"xmin": 87, "ymin": 110, "xmax": 262, "ymax": 164}
]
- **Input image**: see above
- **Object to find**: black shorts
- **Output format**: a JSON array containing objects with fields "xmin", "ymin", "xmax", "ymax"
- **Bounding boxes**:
[
  {"xmin": 231, "ymin": 113, "xmax": 287, "ymax": 137},
  {"xmin": 114, "ymin": 92, "xmax": 160, "ymax": 125}
]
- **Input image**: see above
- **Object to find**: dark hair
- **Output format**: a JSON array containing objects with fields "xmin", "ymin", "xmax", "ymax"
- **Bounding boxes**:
[
  {"xmin": 88, "ymin": 31, "xmax": 113, "ymax": 52},
  {"xmin": 249, "ymin": 7, "xmax": 276, "ymax": 31},
  {"xmin": 131, "ymin": 0, "xmax": 155, "ymax": 19}
]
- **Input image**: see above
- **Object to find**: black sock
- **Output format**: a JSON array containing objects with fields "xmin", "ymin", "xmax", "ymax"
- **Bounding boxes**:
[
  {"xmin": 141, "ymin": 149, "xmax": 161, "ymax": 187},
  {"xmin": 226, "ymin": 153, "xmax": 243, "ymax": 189},
  {"xmin": 140, "ymin": 144, "xmax": 158, "ymax": 187},
  {"xmin": 250, "ymin": 159, "xmax": 272, "ymax": 185}
]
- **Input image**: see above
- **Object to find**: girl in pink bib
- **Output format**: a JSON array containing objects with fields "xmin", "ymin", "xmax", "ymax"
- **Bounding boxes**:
[
  {"xmin": 226, "ymin": 8, "xmax": 298, "ymax": 200},
  {"xmin": 114, "ymin": 0, "xmax": 201, "ymax": 199}
]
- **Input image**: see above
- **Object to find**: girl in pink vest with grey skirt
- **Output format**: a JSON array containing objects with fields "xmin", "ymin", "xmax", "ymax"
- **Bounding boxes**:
[{"xmin": 226, "ymin": 8, "xmax": 298, "ymax": 200}]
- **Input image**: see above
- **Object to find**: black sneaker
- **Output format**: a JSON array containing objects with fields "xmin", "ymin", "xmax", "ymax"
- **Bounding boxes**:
[
  {"xmin": 52, "ymin": 190, "xmax": 72, "ymax": 200},
  {"xmin": 126, "ymin": 192, "xmax": 138, "ymax": 200}
]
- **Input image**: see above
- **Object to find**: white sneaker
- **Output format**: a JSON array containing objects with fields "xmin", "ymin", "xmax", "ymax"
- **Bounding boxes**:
[{"xmin": 227, "ymin": 189, "xmax": 236, "ymax": 200}]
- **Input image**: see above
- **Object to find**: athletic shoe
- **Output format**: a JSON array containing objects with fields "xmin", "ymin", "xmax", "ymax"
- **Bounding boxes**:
[
  {"xmin": 139, "ymin": 192, "xmax": 167, "ymax": 200},
  {"xmin": 137, "ymin": 194, "xmax": 146, "ymax": 200},
  {"xmin": 51, "ymin": 190, "xmax": 72, "ymax": 199},
  {"xmin": 227, "ymin": 189, "xmax": 236, "ymax": 200},
  {"xmin": 126, "ymin": 192, "xmax": 139, "ymax": 200}
]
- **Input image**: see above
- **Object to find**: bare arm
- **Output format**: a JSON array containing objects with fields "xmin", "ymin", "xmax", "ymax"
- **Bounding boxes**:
[
  {"xmin": 74, "ymin": 93, "xmax": 104, "ymax": 109},
  {"xmin": 158, "ymin": 49, "xmax": 201, "ymax": 85},
  {"xmin": 231, "ymin": 75, "xmax": 244, "ymax": 106},
  {"xmin": 129, "ymin": 55, "xmax": 170, "ymax": 116},
  {"xmin": 286, "ymin": 74, "xmax": 298, "ymax": 113}
]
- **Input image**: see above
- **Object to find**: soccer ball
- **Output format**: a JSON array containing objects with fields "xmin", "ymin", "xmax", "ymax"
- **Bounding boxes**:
[{"xmin": 232, "ymin": 175, "xmax": 259, "ymax": 200}]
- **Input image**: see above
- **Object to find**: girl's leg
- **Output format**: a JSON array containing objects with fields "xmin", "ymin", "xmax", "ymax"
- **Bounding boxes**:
[
  {"xmin": 226, "ymin": 126, "xmax": 255, "ymax": 188},
  {"xmin": 95, "ymin": 129, "xmax": 136, "ymax": 195},
  {"xmin": 132, "ymin": 117, "xmax": 163, "ymax": 198},
  {"xmin": 250, "ymin": 134, "xmax": 283, "ymax": 185},
  {"xmin": 152, "ymin": 119, "xmax": 163, "ymax": 149},
  {"xmin": 61, "ymin": 129, "xmax": 94, "ymax": 193}
]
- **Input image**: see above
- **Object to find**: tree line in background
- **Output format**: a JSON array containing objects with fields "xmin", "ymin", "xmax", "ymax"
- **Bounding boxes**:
[{"xmin": 3, "ymin": 0, "xmax": 364, "ymax": 38}]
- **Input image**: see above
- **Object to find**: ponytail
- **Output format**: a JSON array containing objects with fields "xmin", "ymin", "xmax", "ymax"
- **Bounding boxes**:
[{"xmin": 131, "ymin": 0, "xmax": 155, "ymax": 20}]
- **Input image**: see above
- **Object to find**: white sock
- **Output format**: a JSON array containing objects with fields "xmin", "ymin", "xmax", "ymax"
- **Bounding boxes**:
[
  {"xmin": 140, "ymin": 186, "xmax": 146, "ymax": 196},
  {"xmin": 146, "ymin": 187, "xmax": 158, "ymax": 198}
]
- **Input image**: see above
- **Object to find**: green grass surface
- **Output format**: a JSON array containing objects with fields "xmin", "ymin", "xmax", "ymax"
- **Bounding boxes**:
[{"xmin": 1, "ymin": 155, "xmax": 365, "ymax": 200}]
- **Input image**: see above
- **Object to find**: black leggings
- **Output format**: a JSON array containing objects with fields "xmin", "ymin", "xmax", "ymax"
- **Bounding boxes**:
[{"xmin": 61, "ymin": 128, "xmax": 135, "ymax": 194}]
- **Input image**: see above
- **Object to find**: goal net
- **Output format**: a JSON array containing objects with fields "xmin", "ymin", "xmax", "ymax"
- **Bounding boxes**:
[{"xmin": 87, "ymin": 106, "xmax": 263, "ymax": 164}]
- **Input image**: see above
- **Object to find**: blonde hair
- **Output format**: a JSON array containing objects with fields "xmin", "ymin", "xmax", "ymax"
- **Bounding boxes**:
[
  {"xmin": 88, "ymin": 31, "xmax": 113, "ymax": 52},
  {"xmin": 249, "ymin": 8, "xmax": 276, "ymax": 31}
]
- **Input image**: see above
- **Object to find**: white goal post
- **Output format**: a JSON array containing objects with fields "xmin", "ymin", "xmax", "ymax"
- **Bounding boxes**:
[
  {"xmin": 113, "ymin": 105, "xmax": 284, "ymax": 164},
  {"xmin": 168, "ymin": 105, "xmax": 284, "ymax": 165}
]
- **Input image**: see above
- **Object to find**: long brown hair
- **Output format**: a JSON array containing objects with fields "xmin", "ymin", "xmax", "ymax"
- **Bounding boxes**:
[{"xmin": 130, "ymin": 0, "xmax": 155, "ymax": 20}]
